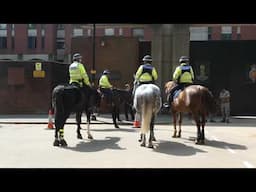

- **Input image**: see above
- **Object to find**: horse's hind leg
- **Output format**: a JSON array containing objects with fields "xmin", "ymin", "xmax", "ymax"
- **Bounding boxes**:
[
  {"xmin": 86, "ymin": 110, "xmax": 93, "ymax": 139},
  {"xmin": 172, "ymin": 111, "xmax": 177, "ymax": 138},
  {"xmin": 177, "ymin": 112, "xmax": 182, "ymax": 138},
  {"xmin": 150, "ymin": 116, "xmax": 156, "ymax": 142},
  {"xmin": 200, "ymin": 115, "xmax": 206, "ymax": 144},
  {"xmin": 112, "ymin": 106, "xmax": 119, "ymax": 128},
  {"xmin": 76, "ymin": 112, "xmax": 83, "ymax": 139},
  {"xmin": 140, "ymin": 134, "xmax": 146, "ymax": 147}
]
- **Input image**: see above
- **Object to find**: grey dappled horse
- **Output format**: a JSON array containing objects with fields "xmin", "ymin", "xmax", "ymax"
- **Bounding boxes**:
[{"xmin": 133, "ymin": 84, "xmax": 162, "ymax": 148}]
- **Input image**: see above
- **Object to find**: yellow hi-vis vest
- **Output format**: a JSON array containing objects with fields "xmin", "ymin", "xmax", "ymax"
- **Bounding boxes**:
[
  {"xmin": 99, "ymin": 75, "xmax": 112, "ymax": 88},
  {"xmin": 69, "ymin": 61, "xmax": 91, "ymax": 87},
  {"xmin": 173, "ymin": 63, "xmax": 194, "ymax": 83}
]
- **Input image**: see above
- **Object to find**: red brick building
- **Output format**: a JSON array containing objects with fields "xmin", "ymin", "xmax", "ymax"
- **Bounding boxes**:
[{"xmin": 0, "ymin": 24, "xmax": 153, "ymax": 63}]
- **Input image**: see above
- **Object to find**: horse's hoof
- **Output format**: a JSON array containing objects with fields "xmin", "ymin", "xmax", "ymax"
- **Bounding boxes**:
[
  {"xmin": 177, "ymin": 134, "xmax": 181, "ymax": 138},
  {"xmin": 172, "ymin": 135, "xmax": 177, "ymax": 138},
  {"xmin": 53, "ymin": 139, "xmax": 60, "ymax": 146},
  {"xmin": 138, "ymin": 139, "xmax": 142, "ymax": 142},
  {"xmin": 140, "ymin": 143, "xmax": 146, "ymax": 147},
  {"xmin": 60, "ymin": 139, "xmax": 67, "ymax": 147},
  {"xmin": 77, "ymin": 134, "xmax": 83, "ymax": 139},
  {"xmin": 88, "ymin": 135, "xmax": 93, "ymax": 140},
  {"xmin": 148, "ymin": 144, "xmax": 154, "ymax": 148},
  {"xmin": 200, "ymin": 139, "xmax": 205, "ymax": 144},
  {"xmin": 115, "ymin": 125, "xmax": 119, "ymax": 128}
]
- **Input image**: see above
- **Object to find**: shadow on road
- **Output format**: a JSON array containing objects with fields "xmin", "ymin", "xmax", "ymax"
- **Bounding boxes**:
[
  {"xmin": 183, "ymin": 136, "xmax": 247, "ymax": 150},
  {"xmin": 204, "ymin": 139, "xmax": 247, "ymax": 150},
  {"xmin": 153, "ymin": 140, "xmax": 206, "ymax": 156},
  {"xmin": 66, "ymin": 136, "xmax": 126, "ymax": 152}
]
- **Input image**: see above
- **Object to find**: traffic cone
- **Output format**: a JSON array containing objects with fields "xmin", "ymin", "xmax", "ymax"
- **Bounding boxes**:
[
  {"xmin": 133, "ymin": 120, "xmax": 140, "ymax": 128},
  {"xmin": 47, "ymin": 109, "xmax": 54, "ymax": 129}
]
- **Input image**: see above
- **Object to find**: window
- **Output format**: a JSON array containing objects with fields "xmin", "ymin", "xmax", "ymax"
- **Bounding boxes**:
[
  {"xmin": 221, "ymin": 26, "xmax": 232, "ymax": 40},
  {"xmin": 208, "ymin": 27, "xmax": 212, "ymax": 40},
  {"xmin": 132, "ymin": 28, "xmax": 144, "ymax": 40},
  {"xmin": 0, "ymin": 37, "xmax": 7, "ymax": 48},
  {"xmin": 28, "ymin": 24, "xmax": 36, "ymax": 29},
  {"xmin": 0, "ymin": 24, "xmax": 7, "ymax": 29},
  {"xmin": 28, "ymin": 36, "xmax": 37, "ymax": 49},
  {"xmin": 41, "ymin": 37, "xmax": 45, "ymax": 49},
  {"xmin": 11, "ymin": 37, "xmax": 15, "ymax": 49},
  {"xmin": 105, "ymin": 28, "xmax": 114, "ymax": 36},
  {"xmin": 119, "ymin": 28, "xmax": 123, "ymax": 36},
  {"xmin": 87, "ymin": 29, "xmax": 92, "ymax": 36},
  {"xmin": 56, "ymin": 38, "xmax": 65, "ymax": 49},
  {"xmin": 57, "ymin": 24, "xmax": 64, "ymax": 29},
  {"xmin": 73, "ymin": 28, "xmax": 83, "ymax": 37},
  {"xmin": 190, "ymin": 27, "xmax": 208, "ymax": 41},
  {"xmin": 237, "ymin": 26, "xmax": 241, "ymax": 40}
]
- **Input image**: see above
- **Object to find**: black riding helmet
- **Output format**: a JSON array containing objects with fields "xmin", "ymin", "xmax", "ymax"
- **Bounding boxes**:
[{"xmin": 72, "ymin": 53, "xmax": 82, "ymax": 61}]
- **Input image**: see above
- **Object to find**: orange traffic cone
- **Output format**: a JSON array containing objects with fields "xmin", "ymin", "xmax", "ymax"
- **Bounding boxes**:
[
  {"xmin": 47, "ymin": 109, "xmax": 54, "ymax": 129},
  {"xmin": 133, "ymin": 120, "xmax": 140, "ymax": 128}
]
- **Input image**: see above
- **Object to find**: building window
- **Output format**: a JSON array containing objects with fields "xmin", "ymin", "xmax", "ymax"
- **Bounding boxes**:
[
  {"xmin": 0, "ymin": 24, "xmax": 7, "ymax": 29},
  {"xmin": 56, "ymin": 38, "xmax": 65, "ymax": 49},
  {"xmin": 237, "ymin": 26, "xmax": 241, "ymax": 40},
  {"xmin": 132, "ymin": 28, "xmax": 144, "ymax": 40},
  {"xmin": 190, "ymin": 27, "xmax": 208, "ymax": 41},
  {"xmin": 0, "ymin": 37, "xmax": 7, "ymax": 49},
  {"xmin": 208, "ymin": 27, "xmax": 212, "ymax": 40},
  {"xmin": 221, "ymin": 26, "xmax": 232, "ymax": 40},
  {"xmin": 28, "ymin": 36, "xmax": 37, "ymax": 49},
  {"xmin": 11, "ymin": 37, "xmax": 15, "ymax": 49},
  {"xmin": 28, "ymin": 24, "xmax": 36, "ymax": 29},
  {"xmin": 57, "ymin": 24, "xmax": 64, "ymax": 29},
  {"xmin": 119, "ymin": 28, "xmax": 123, "ymax": 36},
  {"xmin": 73, "ymin": 28, "xmax": 83, "ymax": 37},
  {"xmin": 87, "ymin": 29, "xmax": 92, "ymax": 36},
  {"xmin": 105, "ymin": 28, "xmax": 114, "ymax": 36},
  {"xmin": 41, "ymin": 37, "xmax": 45, "ymax": 49}
]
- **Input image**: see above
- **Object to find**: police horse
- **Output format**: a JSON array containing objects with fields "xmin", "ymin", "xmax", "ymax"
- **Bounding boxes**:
[
  {"xmin": 52, "ymin": 84, "xmax": 100, "ymax": 147},
  {"xmin": 164, "ymin": 81, "xmax": 216, "ymax": 144},
  {"xmin": 133, "ymin": 84, "xmax": 162, "ymax": 148}
]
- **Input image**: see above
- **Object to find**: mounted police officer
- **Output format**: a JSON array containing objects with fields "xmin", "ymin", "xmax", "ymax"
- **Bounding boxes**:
[
  {"xmin": 99, "ymin": 69, "xmax": 113, "ymax": 103},
  {"xmin": 165, "ymin": 56, "xmax": 194, "ymax": 108},
  {"xmin": 133, "ymin": 55, "xmax": 158, "ymax": 95},
  {"xmin": 69, "ymin": 53, "xmax": 92, "ymax": 102},
  {"xmin": 69, "ymin": 53, "xmax": 91, "ymax": 88}
]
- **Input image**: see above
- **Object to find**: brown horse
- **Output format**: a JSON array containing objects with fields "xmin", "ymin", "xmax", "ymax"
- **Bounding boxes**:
[{"xmin": 164, "ymin": 81, "xmax": 216, "ymax": 144}]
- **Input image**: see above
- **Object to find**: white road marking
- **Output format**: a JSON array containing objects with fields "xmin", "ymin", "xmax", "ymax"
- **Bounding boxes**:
[
  {"xmin": 224, "ymin": 146, "xmax": 236, "ymax": 154},
  {"xmin": 243, "ymin": 161, "xmax": 255, "ymax": 168}
]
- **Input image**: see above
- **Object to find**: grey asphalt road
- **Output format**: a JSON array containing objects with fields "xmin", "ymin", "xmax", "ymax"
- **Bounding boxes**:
[{"xmin": 0, "ymin": 114, "xmax": 255, "ymax": 168}]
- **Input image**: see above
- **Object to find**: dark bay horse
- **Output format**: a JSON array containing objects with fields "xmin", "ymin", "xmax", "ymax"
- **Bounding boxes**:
[
  {"xmin": 133, "ymin": 84, "xmax": 162, "ymax": 148},
  {"xmin": 52, "ymin": 84, "xmax": 100, "ymax": 147},
  {"xmin": 98, "ymin": 88, "xmax": 134, "ymax": 128},
  {"xmin": 164, "ymin": 81, "xmax": 216, "ymax": 144}
]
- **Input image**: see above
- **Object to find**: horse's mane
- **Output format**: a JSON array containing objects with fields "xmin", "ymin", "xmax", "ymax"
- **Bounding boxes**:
[{"xmin": 164, "ymin": 81, "xmax": 177, "ymax": 94}]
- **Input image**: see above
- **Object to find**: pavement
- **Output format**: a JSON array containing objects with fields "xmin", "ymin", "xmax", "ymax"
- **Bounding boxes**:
[{"xmin": 0, "ymin": 113, "xmax": 256, "ymax": 126}]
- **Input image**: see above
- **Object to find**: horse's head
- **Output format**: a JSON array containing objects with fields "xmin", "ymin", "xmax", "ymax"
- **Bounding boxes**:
[{"xmin": 164, "ymin": 81, "xmax": 177, "ymax": 94}]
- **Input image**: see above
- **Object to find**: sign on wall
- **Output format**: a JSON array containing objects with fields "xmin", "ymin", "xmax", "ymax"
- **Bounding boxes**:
[{"xmin": 33, "ymin": 62, "xmax": 45, "ymax": 78}]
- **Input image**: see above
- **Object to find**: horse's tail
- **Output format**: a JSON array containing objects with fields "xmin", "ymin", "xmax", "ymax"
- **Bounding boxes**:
[
  {"xmin": 203, "ymin": 88, "xmax": 216, "ymax": 114},
  {"xmin": 52, "ymin": 86, "xmax": 65, "ymax": 114},
  {"xmin": 141, "ymin": 97, "xmax": 153, "ymax": 134}
]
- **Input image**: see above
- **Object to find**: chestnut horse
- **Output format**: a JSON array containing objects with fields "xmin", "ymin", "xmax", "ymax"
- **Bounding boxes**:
[{"xmin": 164, "ymin": 81, "xmax": 216, "ymax": 144}]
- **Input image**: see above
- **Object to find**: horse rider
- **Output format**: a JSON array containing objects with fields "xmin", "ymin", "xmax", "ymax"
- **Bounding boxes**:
[
  {"xmin": 69, "ymin": 53, "xmax": 92, "ymax": 99},
  {"xmin": 164, "ymin": 56, "xmax": 194, "ymax": 108},
  {"xmin": 99, "ymin": 69, "xmax": 113, "ymax": 103},
  {"xmin": 133, "ymin": 55, "xmax": 158, "ymax": 95}
]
